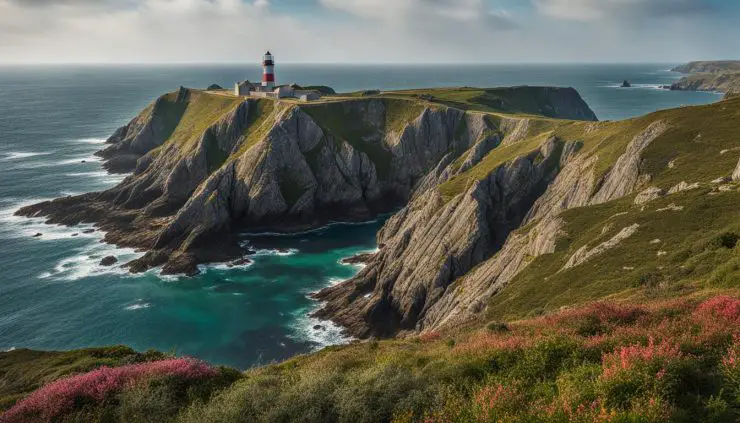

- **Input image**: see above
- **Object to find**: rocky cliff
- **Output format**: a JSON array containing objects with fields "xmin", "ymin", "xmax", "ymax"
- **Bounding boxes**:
[
  {"xmin": 671, "ymin": 72, "xmax": 740, "ymax": 95},
  {"xmin": 315, "ymin": 95, "xmax": 740, "ymax": 337},
  {"xmin": 672, "ymin": 60, "xmax": 740, "ymax": 74},
  {"xmin": 17, "ymin": 86, "xmax": 595, "ymax": 276}
]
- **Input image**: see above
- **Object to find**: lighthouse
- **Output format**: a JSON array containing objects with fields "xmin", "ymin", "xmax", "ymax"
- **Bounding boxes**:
[{"xmin": 262, "ymin": 51, "xmax": 275, "ymax": 91}]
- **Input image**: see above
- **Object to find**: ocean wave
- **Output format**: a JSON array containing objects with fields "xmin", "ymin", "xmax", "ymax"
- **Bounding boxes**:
[
  {"xmin": 603, "ymin": 83, "xmax": 668, "ymax": 90},
  {"xmin": 253, "ymin": 248, "xmax": 298, "ymax": 257},
  {"xmin": 0, "ymin": 151, "xmax": 52, "ymax": 161},
  {"xmin": 39, "ymin": 242, "xmax": 142, "ymax": 282},
  {"xmin": 288, "ymin": 309, "xmax": 353, "ymax": 349},
  {"xmin": 124, "ymin": 302, "xmax": 151, "ymax": 311}
]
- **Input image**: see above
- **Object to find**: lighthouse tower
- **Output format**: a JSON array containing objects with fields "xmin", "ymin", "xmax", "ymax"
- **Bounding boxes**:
[{"xmin": 262, "ymin": 51, "xmax": 275, "ymax": 91}]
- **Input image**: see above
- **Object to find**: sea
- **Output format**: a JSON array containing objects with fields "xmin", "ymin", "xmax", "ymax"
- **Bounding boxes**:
[{"xmin": 0, "ymin": 64, "xmax": 722, "ymax": 369}]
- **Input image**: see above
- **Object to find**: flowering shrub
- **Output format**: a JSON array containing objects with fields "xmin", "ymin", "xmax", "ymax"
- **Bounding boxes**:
[
  {"xmin": 2, "ymin": 358, "xmax": 216, "ymax": 423},
  {"xmin": 694, "ymin": 296, "xmax": 740, "ymax": 323},
  {"xmin": 473, "ymin": 382, "xmax": 523, "ymax": 421},
  {"xmin": 600, "ymin": 337, "xmax": 683, "ymax": 379}
]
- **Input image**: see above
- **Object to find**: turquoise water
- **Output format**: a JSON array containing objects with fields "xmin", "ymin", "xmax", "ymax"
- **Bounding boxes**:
[{"xmin": 0, "ymin": 64, "xmax": 722, "ymax": 369}]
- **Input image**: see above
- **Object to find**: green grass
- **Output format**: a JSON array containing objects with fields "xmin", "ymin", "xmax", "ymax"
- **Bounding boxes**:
[
  {"xmin": 234, "ymin": 99, "xmax": 277, "ymax": 157},
  {"xmin": 487, "ymin": 187, "xmax": 740, "ymax": 321},
  {"xmin": 160, "ymin": 90, "xmax": 244, "ymax": 153}
]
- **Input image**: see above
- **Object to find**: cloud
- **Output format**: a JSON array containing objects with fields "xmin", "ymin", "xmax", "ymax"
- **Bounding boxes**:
[
  {"xmin": 533, "ymin": 0, "xmax": 712, "ymax": 22},
  {"xmin": 319, "ymin": 0, "xmax": 517, "ymax": 29}
]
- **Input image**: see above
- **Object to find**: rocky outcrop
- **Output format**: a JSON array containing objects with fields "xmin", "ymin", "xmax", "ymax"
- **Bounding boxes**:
[
  {"xmin": 562, "ymin": 224, "xmax": 639, "ymax": 270},
  {"xmin": 634, "ymin": 187, "xmax": 664, "ymax": 205},
  {"xmin": 733, "ymin": 157, "xmax": 740, "ymax": 182},
  {"xmin": 315, "ymin": 117, "xmax": 675, "ymax": 337},
  {"xmin": 670, "ymin": 72, "xmax": 740, "ymax": 95}
]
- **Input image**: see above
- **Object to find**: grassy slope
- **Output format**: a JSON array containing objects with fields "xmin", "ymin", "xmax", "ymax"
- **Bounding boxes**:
[
  {"xmin": 3, "ymin": 93, "xmax": 740, "ymax": 422},
  {"xmin": 2, "ymin": 292, "xmax": 738, "ymax": 422}
]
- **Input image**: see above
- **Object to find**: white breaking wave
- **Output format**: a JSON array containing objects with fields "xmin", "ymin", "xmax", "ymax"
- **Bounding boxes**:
[
  {"xmin": 289, "ymin": 309, "xmax": 353, "ymax": 349},
  {"xmin": 124, "ymin": 302, "xmax": 151, "ymax": 311},
  {"xmin": 1, "ymin": 151, "xmax": 52, "ymax": 161}
]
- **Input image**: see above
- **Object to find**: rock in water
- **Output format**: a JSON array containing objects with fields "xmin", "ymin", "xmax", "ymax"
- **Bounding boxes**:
[
  {"xmin": 32, "ymin": 233, "xmax": 42, "ymax": 238},
  {"xmin": 100, "ymin": 256, "xmax": 118, "ymax": 266},
  {"xmin": 621, "ymin": 80, "xmax": 632, "ymax": 88}
]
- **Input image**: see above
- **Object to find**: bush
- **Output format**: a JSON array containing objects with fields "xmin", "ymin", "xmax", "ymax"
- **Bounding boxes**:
[
  {"xmin": 486, "ymin": 322, "xmax": 510, "ymax": 333},
  {"xmin": 713, "ymin": 232, "xmax": 740, "ymax": 250}
]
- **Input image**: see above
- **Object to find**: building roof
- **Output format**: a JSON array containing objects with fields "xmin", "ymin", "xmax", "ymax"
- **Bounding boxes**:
[{"xmin": 265, "ymin": 51, "xmax": 272, "ymax": 56}]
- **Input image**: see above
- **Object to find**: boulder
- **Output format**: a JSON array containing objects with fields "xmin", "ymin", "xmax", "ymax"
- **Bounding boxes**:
[
  {"xmin": 733, "ymin": 157, "xmax": 740, "ymax": 181},
  {"xmin": 621, "ymin": 80, "xmax": 632, "ymax": 88},
  {"xmin": 634, "ymin": 187, "xmax": 664, "ymax": 205},
  {"xmin": 206, "ymin": 84, "xmax": 223, "ymax": 90},
  {"xmin": 100, "ymin": 256, "xmax": 118, "ymax": 266}
]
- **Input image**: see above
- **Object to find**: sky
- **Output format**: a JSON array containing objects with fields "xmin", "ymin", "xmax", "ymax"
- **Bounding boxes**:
[{"xmin": 0, "ymin": 0, "xmax": 738, "ymax": 64}]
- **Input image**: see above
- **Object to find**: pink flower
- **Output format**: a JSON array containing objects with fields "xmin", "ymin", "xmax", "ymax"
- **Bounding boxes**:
[{"xmin": 2, "ymin": 358, "xmax": 216, "ymax": 423}]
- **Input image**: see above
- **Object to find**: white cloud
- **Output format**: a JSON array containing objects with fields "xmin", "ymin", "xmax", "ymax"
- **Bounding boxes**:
[
  {"xmin": 534, "ymin": 0, "xmax": 711, "ymax": 22},
  {"xmin": 318, "ymin": 0, "xmax": 516, "ymax": 28}
]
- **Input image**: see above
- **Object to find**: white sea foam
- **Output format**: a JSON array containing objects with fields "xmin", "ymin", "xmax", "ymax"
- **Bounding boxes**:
[
  {"xmin": 40, "ymin": 242, "xmax": 142, "ymax": 282},
  {"xmin": 125, "ymin": 302, "xmax": 151, "ymax": 311},
  {"xmin": 1, "ymin": 151, "xmax": 52, "ymax": 161},
  {"xmin": 289, "ymin": 310, "xmax": 353, "ymax": 349},
  {"xmin": 247, "ymin": 248, "xmax": 299, "ymax": 257}
]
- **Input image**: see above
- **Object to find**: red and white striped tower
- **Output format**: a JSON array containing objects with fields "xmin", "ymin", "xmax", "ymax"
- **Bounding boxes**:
[{"xmin": 262, "ymin": 51, "xmax": 275, "ymax": 91}]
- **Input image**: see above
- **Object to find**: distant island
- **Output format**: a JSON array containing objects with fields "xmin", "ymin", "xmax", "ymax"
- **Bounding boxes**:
[{"xmin": 670, "ymin": 60, "xmax": 740, "ymax": 96}]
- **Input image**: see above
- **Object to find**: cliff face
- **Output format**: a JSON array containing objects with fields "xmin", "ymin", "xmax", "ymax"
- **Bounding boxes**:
[
  {"xmin": 18, "ymin": 86, "xmax": 595, "ymax": 276},
  {"xmin": 671, "ymin": 72, "xmax": 740, "ymax": 95},
  {"xmin": 315, "ymin": 95, "xmax": 740, "ymax": 337}
]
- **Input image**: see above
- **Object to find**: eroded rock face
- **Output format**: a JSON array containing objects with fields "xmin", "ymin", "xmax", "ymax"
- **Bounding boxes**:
[{"xmin": 315, "ymin": 120, "xmax": 674, "ymax": 337}]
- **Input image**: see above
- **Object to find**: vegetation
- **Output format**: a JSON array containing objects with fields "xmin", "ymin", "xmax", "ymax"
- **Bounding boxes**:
[{"xmin": 2, "ymin": 294, "xmax": 738, "ymax": 422}]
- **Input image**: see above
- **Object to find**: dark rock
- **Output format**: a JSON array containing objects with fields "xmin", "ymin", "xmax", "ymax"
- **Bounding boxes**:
[
  {"xmin": 100, "ymin": 256, "xmax": 118, "ymax": 266},
  {"xmin": 32, "ymin": 233, "xmax": 42, "ymax": 238},
  {"xmin": 71, "ymin": 233, "xmax": 79, "ymax": 237},
  {"xmin": 313, "ymin": 325, "xmax": 325, "ymax": 331},
  {"xmin": 82, "ymin": 229, "xmax": 95, "ymax": 234},
  {"xmin": 81, "ymin": 160, "xmax": 86, "ymax": 163},
  {"xmin": 227, "ymin": 257, "xmax": 253, "ymax": 267},
  {"xmin": 207, "ymin": 84, "xmax": 223, "ymax": 90},
  {"xmin": 340, "ymin": 252, "xmax": 376, "ymax": 265},
  {"xmin": 621, "ymin": 80, "xmax": 632, "ymax": 88}
]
